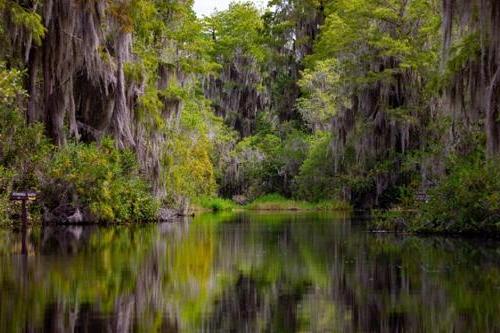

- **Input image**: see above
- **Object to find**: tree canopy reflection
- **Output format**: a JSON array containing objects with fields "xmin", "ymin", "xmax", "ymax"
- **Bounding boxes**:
[{"xmin": 0, "ymin": 213, "xmax": 499, "ymax": 332}]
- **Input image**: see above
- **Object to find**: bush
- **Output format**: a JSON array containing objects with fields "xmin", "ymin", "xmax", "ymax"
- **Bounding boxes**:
[
  {"xmin": 0, "ymin": 166, "xmax": 14, "ymax": 224},
  {"xmin": 295, "ymin": 132, "xmax": 339, "ymax": 201},
  {"xmin": 161, "ymin": 98, "xmax": 219, "ymax": 209},
  {"xmin": 224, "ymin": 133, "xmax": 282, "ymax": 199},
  {"xmin": 43, "ymin": 138, "xmax": 159, "ymax": 223},
  {"xmin": 416, "ymin": 156, "xmax": 500, "ymax": 233},
  {"xmin": 221, "ymin": 126, "xmax": 310, "ymax": 200},
  {"xmin": 0, "ymin": 62, "xmax": 53, "ymax": 223}
]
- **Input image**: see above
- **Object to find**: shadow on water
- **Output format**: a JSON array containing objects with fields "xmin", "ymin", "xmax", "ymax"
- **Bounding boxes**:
[{"xmin": 0, "ymin": 212, "xmax": 499, "ymax": 332}]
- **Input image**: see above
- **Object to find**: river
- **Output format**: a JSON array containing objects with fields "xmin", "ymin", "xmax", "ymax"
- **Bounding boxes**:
[{"xmin": 0, "ymin": 212, "xmax": 499, "ymax": 332}]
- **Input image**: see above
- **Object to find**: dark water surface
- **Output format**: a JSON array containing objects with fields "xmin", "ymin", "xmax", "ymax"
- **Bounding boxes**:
[{"xmin": 0, "ymin": 212, "xmax": 499, "ymax": 332}]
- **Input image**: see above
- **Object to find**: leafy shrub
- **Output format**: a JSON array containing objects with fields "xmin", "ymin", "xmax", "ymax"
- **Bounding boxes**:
[
  {"xmin": 161, "ymin": 98, "xmax": 220, "ymax": 210},
  {"xmin": 162, "ymin": 134, "xmax": 217, "ymax": 206},
  {"xmin": 295, "ymin": 132, "xmax": 339, "ymax": 201},
  {"xmin": 221, "ymin": 126, "xmax": 310, "ymax": 199},
  {"xmin": 44, "ymin": 138, "xmax": 159, "ymax": 223},
  {"xmin": 0, "ymin": 166, "xmax": 14, "ymax": 224},
  {"xmin": 416, "ymin": 156, "xmax": 500, "ymax": 233},
  {"xmin": 0, "ymin": 62, "xmax": 53, "ymax": 223},
  {"xmin": 220, "ymin": 133, "xmax": 280, "ymax": 199}
]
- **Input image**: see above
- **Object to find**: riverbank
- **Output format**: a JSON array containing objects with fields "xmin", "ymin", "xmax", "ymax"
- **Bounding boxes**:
[
  {"xmin": 370, "ymin": 208, "xmax": 500, "ymax": 236},
  {"xmin": 192, "ymin": 194, "xmax": 352, "ymax": 213}
]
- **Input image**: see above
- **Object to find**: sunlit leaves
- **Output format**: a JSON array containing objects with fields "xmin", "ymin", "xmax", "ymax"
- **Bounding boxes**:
[
  {"xmin": 298, "ymin": 59, "xmax": 351, "ymax": 130},
  {"xmin": 204, "ymin": 2, "xmax": 267, "ymax": 63},
  {"xmin": 161, "ymin": 98, "xmax": 222, "ymax": 205},
  {"xmin": 1, "ymin": 0, "xmax": 46, "ymax": 45},
  {"xmin": 310, "ymin": 0, "xmax": 440, "ymax": 73},
  {"xmin": 0, "ymin": 62, "xmax": 25, "ymax": 106},
  {"xmin": 0, "ymin": 63, "xmax": 52, "ymax": 222},
  {"xmin": 47, "ymin": 139, "xmax": 159, "ymax": 222}
]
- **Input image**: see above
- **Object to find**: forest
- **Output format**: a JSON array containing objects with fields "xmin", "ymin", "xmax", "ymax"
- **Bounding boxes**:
[{"xmin": 0, "ymin": 0, "xmax": 499, "ymax": 233}]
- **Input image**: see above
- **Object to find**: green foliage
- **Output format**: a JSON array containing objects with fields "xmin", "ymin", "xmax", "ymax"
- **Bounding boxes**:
[
  {"xmin": 246, "ymin": 193, "xmax": 302, "ymax": 210},
  {"xmin": 303, "ymin": 0, "xmax": 441, "ymax": 111},
  {"xmin": 130, "ymin": 0, "xmax": 216, "ymax": 77},
  {"xmin": 193, "ymin": 196, "xmax": 237, "ymax": 212},
  {"xmin": 0, "ymin": 62, "xmax": 52, "ymax": 223},
  {"xmin": 311, "ymin": 0, "xmax": 440, "ymax": 68},
  {"xmin": 0, "ymin": 0, "xmax": 496, "ymax": 233},
  {"xmin": 292, "ymin": 0, "xmax": 442, "ymax": 209},
  {"xmin": 313, "ymin": 199, "xmax": 352, "ymax": 211},
  {"xmin": 162, "ymin": 98, "xmax": 220, "ymax": 206},
  {"xmin": 298, "ymin": 59, "xmax": 350, "ymax": 130},
  {"xmin": 123, "ymin": 0, "xmax": 228, "ymax": 210},
  {"xmin": 0, "ymin": 0, "xmax": 46, "ymax": 45},
  {"xmin": 0, "ymin": 166, "xmax": 14, "ymax": 224},
  {"xmin": 370, "ymin": 209, "xmax": 419, "ymax": 232},
  {"xmin": 162, "ymin": 132, "xmax": 217, "ymax": 204},
  {"xmin": 1, "ymin": 64, "xmax": 159, "ymax": 224},
  {"xmin": 204, "ymin": 2, "xmax": 267, "ymax": 63},
  {"xmin": 222, "ymin": 124, "xmax": 311, "ymax": 199},
  {"xmin": 45, "ymin": 139, "xmax": 159, "ymax": 223},
  {"xmin": 0, "ymin": 62, "xmax": 159, "ymax": 224},
  {"xmin": 442, "ymin": 32, "xmax": 481, "ymax": 84},
  {"xmin": 224, "ymin": 133, "xmax": 273, "ymax": 198},
  {"xmin": 372, "ymin": 153, "xmax": 500, "ymax": 234},
  {"xmin": 305, "ymin": 0, "xmax": 441, "ymax": 106},
  {"xmin": 416, "ymin": 155, "xmax": 500, "ymax": 233},
  {"xmin": 295, "ymin": 132, "xmax": 338, "ymax": 201}
]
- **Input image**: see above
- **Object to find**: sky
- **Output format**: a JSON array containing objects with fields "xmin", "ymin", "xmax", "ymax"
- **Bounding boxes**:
[{"xmin": 193, "ymin": 0, "xmax": 265, "ymax": 17}]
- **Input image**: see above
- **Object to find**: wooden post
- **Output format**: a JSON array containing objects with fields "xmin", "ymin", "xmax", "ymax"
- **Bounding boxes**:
[
  {"xmin": 10, "ymin": 191, "xmax": 38, "ymax": 225},
  {"xmin": 21, "ymin": 209, "xmax": 27, "ymax": 256},
  {"xmin": 21, "ymin": 199, "xmax": 27, "ymax": 225}
]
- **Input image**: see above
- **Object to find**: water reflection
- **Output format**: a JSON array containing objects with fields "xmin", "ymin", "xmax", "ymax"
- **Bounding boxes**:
[{"xmin": 0, "ymin": 213, "xmax": 499, "ymax": 332}]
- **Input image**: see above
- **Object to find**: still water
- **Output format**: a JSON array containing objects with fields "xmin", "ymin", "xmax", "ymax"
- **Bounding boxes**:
[{"xmin": 0, "ymin": 212, "xmax": 499, "ymax": 332}]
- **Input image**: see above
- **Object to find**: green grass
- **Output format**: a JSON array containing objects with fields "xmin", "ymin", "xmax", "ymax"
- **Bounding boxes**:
[
  {"xmin": 245, "ymin": 194, "xmax": 351, "ymax": 211},
  {"xmin": 193, "ymin": 196, "xmax": 237, "ymax": 212},
  {"xmin": 192, "ymin": 194, "xmax": 351, "ymax": 213}
]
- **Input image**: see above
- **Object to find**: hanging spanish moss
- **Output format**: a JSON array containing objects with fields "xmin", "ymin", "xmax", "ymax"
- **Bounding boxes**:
[
  {"xmin": 1, "ymin": 0, "xmax": 498, "ymax": 229},
  {"xmin": 264, "ymin": 0, "xmax": 325, "ymax": 121},
  {"xmin": 443, "ymin": 0, "xmax": 500, "ymax": 156},
  {"xmin": 329, "ymin": 62, "xmax": 428, "ymax": 207},
  {"xmin": 204, "ymin": 50, "xmax": 267, "ymax": 138},
  {"xmin": 23, "ymin": 0, "xmax": 139, "ymax": 147},
  {"xmin": 2, "ymin": 0, "xmax": 201, "ymax": 205},
  {"xmin": 304, "ymin": 0, "xmax": 437, "ymax": 208}
]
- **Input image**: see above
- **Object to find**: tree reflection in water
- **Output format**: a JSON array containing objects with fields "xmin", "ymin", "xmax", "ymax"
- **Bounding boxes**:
[{"xmin": 0, "ymin": 212, "xmax": 499, "ymax": 332}]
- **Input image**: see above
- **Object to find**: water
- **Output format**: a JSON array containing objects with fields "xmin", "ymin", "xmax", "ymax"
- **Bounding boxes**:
[{"xmin": 0, "ymin": 212, "xmax": 499, "ymax": 332}]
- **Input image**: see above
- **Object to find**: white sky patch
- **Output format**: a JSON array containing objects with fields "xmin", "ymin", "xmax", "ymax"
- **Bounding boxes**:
[{"xmin": 193, "ymin": 0, "xmax": 266, "ymax": 17}]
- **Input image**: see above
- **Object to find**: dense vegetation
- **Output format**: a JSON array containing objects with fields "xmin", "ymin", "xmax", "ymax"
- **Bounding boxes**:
[{"xmin": 0, "ymin": 0, "xmax": 499, "ymax": 231}]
